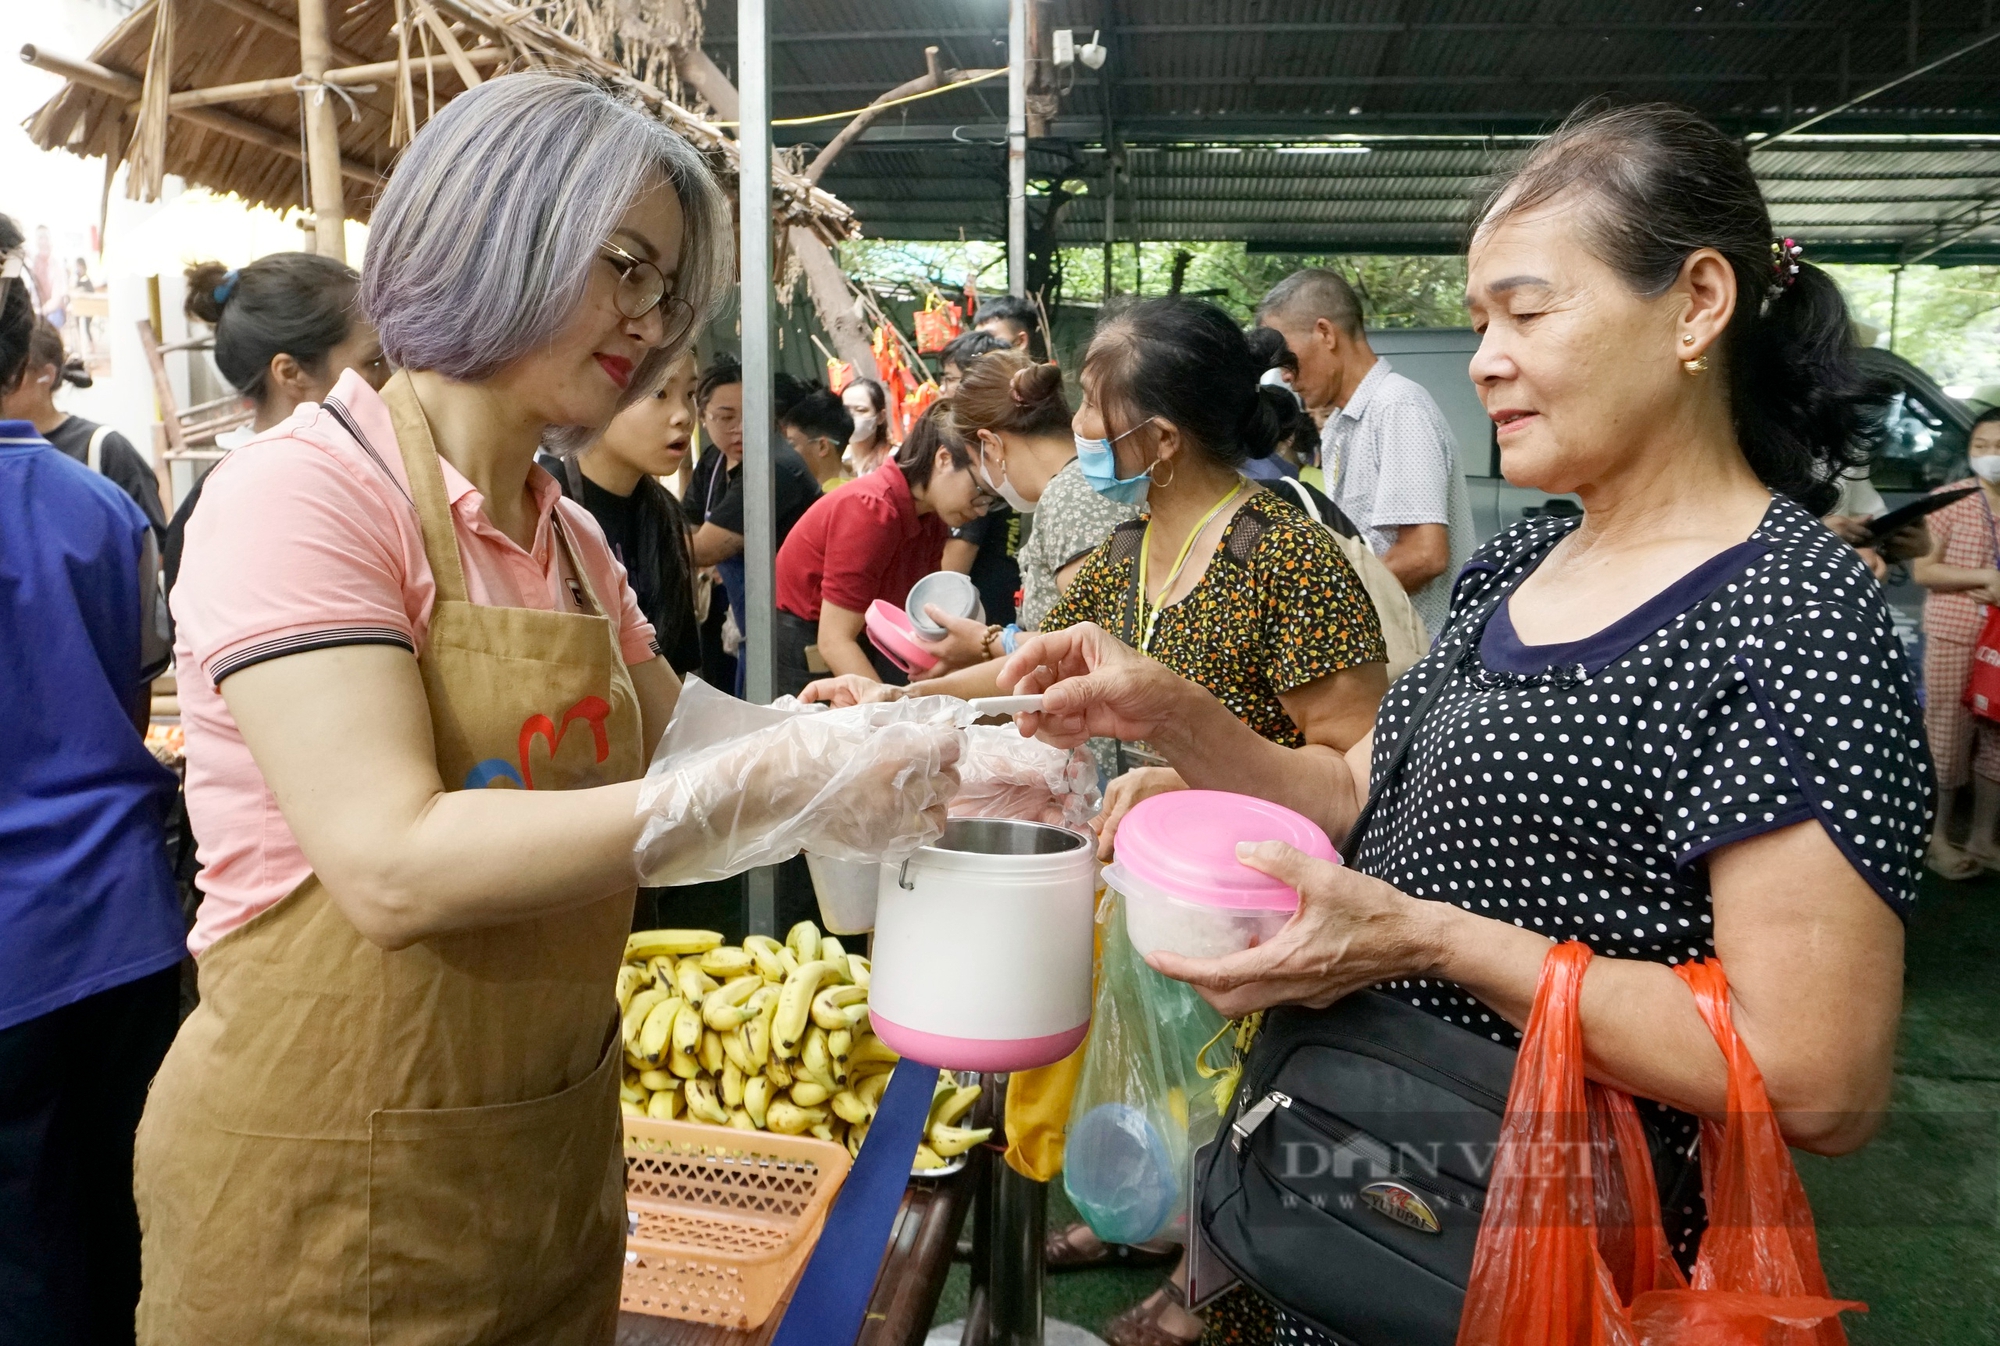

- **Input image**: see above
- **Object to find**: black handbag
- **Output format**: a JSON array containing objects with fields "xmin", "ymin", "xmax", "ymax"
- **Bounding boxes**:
[
  {"xmin": 1192, "ymin": 638, "xmax": 1516, "ymax": 1345},
  {"xmin": 1194, "ymin": 992, "xmax": 1516, "ymax": 1344}
]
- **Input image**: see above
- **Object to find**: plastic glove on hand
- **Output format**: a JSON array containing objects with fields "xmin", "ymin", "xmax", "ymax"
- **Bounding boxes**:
[{"xmin": 635, "ymin": 704, "xmax": 962, "ymax": 884}]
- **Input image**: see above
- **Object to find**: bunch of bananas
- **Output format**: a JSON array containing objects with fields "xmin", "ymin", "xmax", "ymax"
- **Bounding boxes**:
[{"xmin": 616, "ymin": 922, "xmax": 991, "ymax": 1166}]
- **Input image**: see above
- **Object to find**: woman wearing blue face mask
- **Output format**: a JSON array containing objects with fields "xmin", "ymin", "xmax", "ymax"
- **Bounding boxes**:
[
  {"xmin": 1042, "ymin": 297, "xmax": 1394, "ymax": 1345},
  {"xmin": 1040, "ymin": 297, "xmax": 1388, "ymax": 824}
]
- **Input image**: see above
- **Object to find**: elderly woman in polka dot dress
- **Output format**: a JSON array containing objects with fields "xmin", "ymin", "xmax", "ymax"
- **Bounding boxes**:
[{"xmin": 999, "ymin": 103, "xmax": 1925, "ymax": 1341}]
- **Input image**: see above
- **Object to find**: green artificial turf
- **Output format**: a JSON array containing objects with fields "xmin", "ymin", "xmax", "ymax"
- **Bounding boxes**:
[
  {"xmin": 933, "ymin": 872, "xmax": 2000, "ymax": 1342},
  {"xmin": 1796, "ymin": 871, "xmax": 2000, "ymax": 1343}
]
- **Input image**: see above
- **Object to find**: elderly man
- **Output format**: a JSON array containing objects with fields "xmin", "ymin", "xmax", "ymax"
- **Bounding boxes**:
[{"xmin": 1258, "ymin": 268, "xmax": 1472, "ymax": 639}]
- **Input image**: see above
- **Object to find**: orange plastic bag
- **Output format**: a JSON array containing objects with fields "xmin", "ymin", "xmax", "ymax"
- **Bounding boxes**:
[{"xmin": 1456, "ymin": 943, "xmax": 1863, "ymax": 1346}]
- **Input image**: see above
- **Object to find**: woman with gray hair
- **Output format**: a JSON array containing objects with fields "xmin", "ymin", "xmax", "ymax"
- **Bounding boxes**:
[{"xmin": 136, "ymin": 73, "xmax": 958, "ymax": 1344}]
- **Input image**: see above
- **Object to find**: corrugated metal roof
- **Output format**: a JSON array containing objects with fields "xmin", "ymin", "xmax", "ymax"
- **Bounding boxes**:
[{"xmin": 701, "ymin": 0, "xmax": 2000, "ymax": 262}]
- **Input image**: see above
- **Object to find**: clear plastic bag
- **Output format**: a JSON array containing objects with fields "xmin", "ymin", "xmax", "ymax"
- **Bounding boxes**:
[
  {"xmin": 1063, "ymin": 889, "xmax": 1228, "ymax": 1246},
  {"xmin": 1456, "ymin": 942, "xmax": 1863, "ymax": 1346},
  {"xmin": 634, "ymin": 678, "xmax": 963, "ymax": 885}
]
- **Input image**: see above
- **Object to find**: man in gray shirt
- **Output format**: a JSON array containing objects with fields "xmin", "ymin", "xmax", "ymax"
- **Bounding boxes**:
[{"xmin": 1258, "ymin": 269, "xmax": 1473, "ymax": 638}]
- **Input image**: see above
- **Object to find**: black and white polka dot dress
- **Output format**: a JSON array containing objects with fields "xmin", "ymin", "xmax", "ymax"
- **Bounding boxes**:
[{"xmin": 1272, "ymin": 498, "xmax": 1930, "ymax": 1343}]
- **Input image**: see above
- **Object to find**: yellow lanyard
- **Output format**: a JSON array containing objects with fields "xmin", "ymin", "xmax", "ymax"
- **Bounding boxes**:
[{"xmin": 1135, "ymin": 479, "xmax": 1246, "ymax": 654}]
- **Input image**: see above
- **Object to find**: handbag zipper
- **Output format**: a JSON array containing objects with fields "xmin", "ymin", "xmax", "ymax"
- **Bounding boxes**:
[
  {"xmin": 1230, "ymin": 1090, "xmax": 1291, "ymax": 1151},
  {"xmin": 1257, "ymin": 1093, "xmax": 1485, "ymax": 1215}
]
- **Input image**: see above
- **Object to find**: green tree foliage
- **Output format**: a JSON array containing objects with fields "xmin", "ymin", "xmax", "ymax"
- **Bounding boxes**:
[
  {"xmin": 836, "ymin": 243, "xmax": 2000, "ymax": 399},
  {"xmin": 1054, "ymin": 244, "xmax": 1467, "ymax": 328},
  {"xmin": 839, "ymin": 239, "xmax": 1467, "ymax": 328},
  {"xmin": 1823, "ymin": 264, "xmax": 2000, "ymax": 393}
]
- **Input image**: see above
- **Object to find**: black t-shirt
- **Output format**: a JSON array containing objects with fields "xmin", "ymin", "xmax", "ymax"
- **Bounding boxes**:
[
  {"xmin": 162, "ymin": 468, "xmax": 208, "ymax": 615},
  {"xmin": 695, "ymin": 444, "xmax": 822, "ymax": 545},
  {"xmin": 45, "ymin": 415, "xmax": 167, "ymax": 538},
  {"xmin": 950, "ymin": 503, "xmax": 1021, "ymax": 627},
  {"xmin": 689, "ymin": 445, "xmax": 727, "ymax": 527},
  {"xmin": 537, "ymin": 453, "xmax": 704, "ymax": 677}
]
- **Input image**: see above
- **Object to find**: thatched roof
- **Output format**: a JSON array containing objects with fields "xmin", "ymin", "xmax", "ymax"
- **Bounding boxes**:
[{"xmin": 21, "ymin": 0, "xmax": 854, "ymax": 239}]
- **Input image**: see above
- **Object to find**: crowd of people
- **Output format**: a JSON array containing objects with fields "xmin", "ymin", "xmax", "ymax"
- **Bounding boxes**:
[{"xmin": 0, "ymin": 72, "xmax": 1959, "ymax": 1346}]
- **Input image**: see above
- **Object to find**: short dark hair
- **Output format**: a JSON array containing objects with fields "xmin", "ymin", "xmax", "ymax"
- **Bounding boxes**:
[
  {"xmin": 185, "ymin": 252, "xmax": 361, "ymax": 405},
  {"xmin": 1257, "ymin": 268, "xmax": 1364, "ymax": 337},
  {"xmin": 779, "ymin": 388, "xmax": 853, "ymax": 446},
  {"xmin": 1085, "ymin": 297, "xmax": 1292, "ymax": 470},
  {"xmin": 1472, "ymin": 101, "xmax": 1890, "ymax": 514},
  {"xmin": 20, "ymin": 322, "xmax": 88, "ymax": 389},
  {"xmin": 1973, "ymin": 406, "xmax": 2000, "ymax": 434},
  {"xmin": 0, "ymin": 214, "xmax": 36, "ymax": 396},
  {"xmin": 894, "ymin": 403, "xmax": 973, "ymax": 489},
  {"xmin": 972, "ymin": 295, "xmax": 1036, "ymax": 337},
  {"xmin": 773, "ymin": 372, "xmax": 819, "ymax": 419},
  {"xmin": 940, "ymin": 329, "xmax": 1007, "ymax": 372},
  {"xmin": 696, "ymin": 355, "xmax": 741, "ymax": 409}
]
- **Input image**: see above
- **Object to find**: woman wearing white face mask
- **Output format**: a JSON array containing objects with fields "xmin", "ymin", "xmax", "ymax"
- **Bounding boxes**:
[
  {"xmin": 841, "ymin": 377, "xmax": 892, "ymax": 476},
  {"xmin": 1912, "ymin": 406, "xmax": 2000, "ymax": 878}
]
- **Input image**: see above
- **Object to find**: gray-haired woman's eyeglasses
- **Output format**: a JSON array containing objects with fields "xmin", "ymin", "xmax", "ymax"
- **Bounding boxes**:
[{"xmin": 599, "ymin": 241, "xmax": 694, "ymax": 342}]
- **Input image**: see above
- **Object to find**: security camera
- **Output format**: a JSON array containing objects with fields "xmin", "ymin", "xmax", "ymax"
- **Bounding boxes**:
[
  {"xmin": 1053, "ymin": 29, "xmax": 1075, "ymax": 68},
  {"xmin": 1078, "ymin": 30, "xmax": 1107, "ymax": 70}
]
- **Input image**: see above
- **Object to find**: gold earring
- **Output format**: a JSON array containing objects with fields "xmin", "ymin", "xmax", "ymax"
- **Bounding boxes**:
[
  {"xmin": 1682, "ymin": 354, "xmax": 1709, "ymax": 375},
  {"xmin": 1681, "ymin": 333, "xmax": 1696, "ymax": 346},
  {"xmin": 1149, "ymin": 455, "xmax": 1177, "ymax": 489}
]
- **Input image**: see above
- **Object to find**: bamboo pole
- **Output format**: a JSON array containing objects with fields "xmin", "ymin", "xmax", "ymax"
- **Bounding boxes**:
[
  {"xmin": 161, "ymin": 48, "xmax": 504, "ymax": 110},
  {"xmin": 199, "ymin": 0, "xmax": 369, "ymax": 68},
  {"xmin": 296, "ymin": 0, "xmax": 348, "ymax": 260},
  {"xmin": 413, "ymin": 0, "xmax": 484, "ymax": 88},
  {"xmin": 20, "ymin": 45, "xmax": 386, "ymax": 188}
]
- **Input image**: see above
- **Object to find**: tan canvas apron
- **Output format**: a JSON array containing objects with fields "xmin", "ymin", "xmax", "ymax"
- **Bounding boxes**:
[{"xmin": 135, "ymin": 373, "xmax": 644, "ymax": 1345}]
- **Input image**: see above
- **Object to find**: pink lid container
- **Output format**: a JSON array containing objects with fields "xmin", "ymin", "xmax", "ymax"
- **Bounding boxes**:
[
  {"xmin": 864, "ymin": 599, "xmax": 939, "ymax": 675},
  {"xmin": 1112, "ymin": 790, "xmax": 1338, "ymax": 911}
]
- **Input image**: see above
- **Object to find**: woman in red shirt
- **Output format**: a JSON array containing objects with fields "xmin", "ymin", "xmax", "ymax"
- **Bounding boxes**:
[{"xmin": 775, "ymin": 405, "xmax": 995, "ymax": 695}]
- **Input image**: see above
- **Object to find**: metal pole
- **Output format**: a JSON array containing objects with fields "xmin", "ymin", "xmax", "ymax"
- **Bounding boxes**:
[
  {"xmin": 1889, "ymin": 266, "xmax": 1903, "ymax": 354},
  {"xmin": 1101, "ymin": 145, "xmax": 1116, "ymax": 301},
  {"xmin": 1007, "ymin": 0, "xmax": 1027, "ymax": 297},
  {"xmin": 738, "ymin": 0, "xmax": 776, "ymax": 934},
  {"xmin": 1750, "ymin": 24, "xmax": 2000, "ymax": 151},
  {"xmin": 295, "ymin": 0, "xmax": 347, "ymax": 261},
  {"xmin": 986, "ymin": 1162, "xmax": 1047, "ymax": 1345}
]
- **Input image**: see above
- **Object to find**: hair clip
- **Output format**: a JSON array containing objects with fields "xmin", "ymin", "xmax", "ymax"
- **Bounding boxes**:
[
  {"xmin": 213, "ymin": 268, "xmax": 241, "ymax": 306},
  {"xmin": 1768, "ymin": 238, "xmax": 1803, "ymax": 297}
]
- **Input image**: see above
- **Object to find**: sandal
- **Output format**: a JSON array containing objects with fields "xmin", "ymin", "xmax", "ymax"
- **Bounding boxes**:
[
  {"xmin": 1044, "ymin": 1221, "xmax": 1180, "ymax": 1272},
  {"xmin": 1103, "ymin": 1286, "xmax": 1203, "ymax": 1346},
  {"xmin": 1927, "ymin": 847, "xmax": 1983, "ymax": 881}
]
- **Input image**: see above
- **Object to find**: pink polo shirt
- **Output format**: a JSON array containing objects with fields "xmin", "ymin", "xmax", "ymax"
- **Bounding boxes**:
[{"xmin": 171, "ymin": 370, "xmax": 656, "ymax": 955}]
